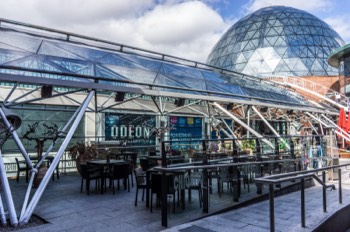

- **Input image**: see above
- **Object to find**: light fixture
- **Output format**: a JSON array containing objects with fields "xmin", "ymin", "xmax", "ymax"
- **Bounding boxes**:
[
  {"xmin": 115, "ymin": 92, "xmax": 125, "ymax": 102},
  {"xmin": 174, "ymin": 98, "xmax": 185, "ymax": 107},
  {"xmin": 41, "ymin": 85, "xmax": 53, "ymax": 98}
]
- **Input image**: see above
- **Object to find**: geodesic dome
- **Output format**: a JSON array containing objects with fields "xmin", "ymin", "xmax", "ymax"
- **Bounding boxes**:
[{"xmin": 207, "ymin": 6, "xmax": 345, "ymax": 77}]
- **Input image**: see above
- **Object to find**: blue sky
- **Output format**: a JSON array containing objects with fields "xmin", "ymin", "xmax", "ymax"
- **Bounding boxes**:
[{"xmin": 0, "ymin": 0, "xmax": 349, "ymax": 62}]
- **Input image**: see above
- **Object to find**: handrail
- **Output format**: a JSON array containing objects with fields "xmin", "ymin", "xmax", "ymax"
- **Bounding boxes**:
[
  {"xmin": 154, "ymin": 159, "xmax": 299, "ymax": 172},
  {"xmin": 254, "ymin": 164, "xmax": 350, "ymax": 232}
]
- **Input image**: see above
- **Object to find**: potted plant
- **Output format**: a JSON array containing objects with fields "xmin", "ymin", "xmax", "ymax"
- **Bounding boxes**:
[
  {"xmin": 241, "ymin": 139, "xmax": 256, "ymax": 155},
  {"xmin": 69, "ymin": 142, "xmax": 98, "ymax": 175}
]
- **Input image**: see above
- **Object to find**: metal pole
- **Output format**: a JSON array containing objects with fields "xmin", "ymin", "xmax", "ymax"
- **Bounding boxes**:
[
  {"xmin": 322, "ymin": 171, "xmax": 327, "ymax": 212},
  {"xmin": 301, "ymin": 178, "xmax": 305, "ymax": 227},
  {"xmin": 338, "ymin": 169, "xmax": 342, "ymax": 204},
  {"xmin": 20, "ymin": 105, "xmax": 82, "ymax": 218},
  {"xmin": 0, "ymin": 194, "xmax": 7, "ymax": 226},
  {"xmin": 252, "ymin": 106, "xmax": 290, "ymax": 150},
  {"xmin": 19, "ymin": 91, "xmax": 94, "ymax": 224},
  {"xmin": 161, "ymin": 140, "xmax": 168, "ymax": 227},
  {"xmin": 212, "ymin": 102, "xmax": 274, "ymax": 149},
  {"xmin": 269, "ymin": 183, "xmax": 275, "ymax": 232},
  {"xmin": 0, "ymin": 150, "xmax": 18, "ymax": 226}
]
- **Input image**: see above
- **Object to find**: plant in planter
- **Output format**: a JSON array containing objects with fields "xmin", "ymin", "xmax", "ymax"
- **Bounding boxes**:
[
  {"xmin": 241, "ymin": 139, "xmax": 256, "ymax": 155},
  {"xmin": 69, "ymin": 142, "xmax": 98, "ymax": 175}
]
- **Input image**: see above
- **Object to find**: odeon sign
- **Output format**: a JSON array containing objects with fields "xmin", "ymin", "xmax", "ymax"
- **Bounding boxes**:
[{"xmin": 109, "ymin": 125, "xmax": 151, "ymax": 139}]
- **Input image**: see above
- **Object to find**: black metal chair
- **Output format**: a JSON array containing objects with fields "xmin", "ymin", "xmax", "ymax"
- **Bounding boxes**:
[
  {"xmin": 186, "ymin": 171, "xmax": 203, "ymax": 208},
  {"xmin": 80, "ymin": 163, "xmax": 103, "ymax": 195},
  {"xmin": 15, "ymin": 158, "xmax": 29, "ymax": 183},
  {"xmin": 134, "ymin": 167, "xmax": 147, "ymax": 206},
  {"xmin": 108, "ymin": 163, "xmax": 130, "ymax": 194},
  {"xmin": 150, "ymin": 172, "xmax": 176, "ymax": 213}
]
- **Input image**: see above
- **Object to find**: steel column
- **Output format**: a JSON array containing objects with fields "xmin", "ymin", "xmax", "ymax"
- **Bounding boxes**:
[
  {"xmin": 212, "ymin": 102, "xmax": 274, "ymax": 149},
  {"xmin": 301, "ymin": 178, "xmax": 305, "ymax": 227},
  {"xmin": 19, "ymin": 91, "xmax": 94, "ymax": 224},
  {"xmin": 322, "ymin": 171, "xmax": 327, "ymax": 212},
  {"xmin": 252, "ymin": 106, "xmax": 290, "ymax": 150},
  {"xmin": 0, "ymin": 107, "xmax": 33, "ymax": 168},
  {"xmin": 0, "ymin": 194, "xmax": 7, "ymax": 226},
  {"xmin": 0, "ymin": 150, "xmax": 18, "ymax": 226},
  {"xmin": 339, "ymin": 169, "xmax": 342, "ymax": 204},
  {"xmin": 269, "ymin": 183, "xmax": 275, "ymax": 232},
  {"xmin": 20, "ymin": 105, "xmax": 82, "ymax": 218}
]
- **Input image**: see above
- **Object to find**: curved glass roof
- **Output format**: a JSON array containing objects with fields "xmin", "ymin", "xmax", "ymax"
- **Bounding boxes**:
[
  {"xmin": 0, "ymin": 19, "xmax": 308, "ymax": 107},
  {"xmin": 207, "ymin": 6, "xmax": 344, "ymax": 77}
]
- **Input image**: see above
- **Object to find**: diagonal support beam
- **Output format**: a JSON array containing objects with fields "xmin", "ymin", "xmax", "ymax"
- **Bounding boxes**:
[
  {"xmin": 0, "ymin": 150, "xmax": 18, "ymax": 226},
  {"xmin": 252, "ymin": 106, "xmax": 290, "ymax": 150},
  {"xmin": 307, "ymin": 113, "xmax": 350, "ymax": 142},
  {"xmin": 212, "ymin": 102, "xmax": 274, "ymax": 149},
  {"xmin": 0, "ymin": 107, "xmax": 33, "ymax": 169},
  {"xmin": 20, "ymin": 103, "xmax": 82, "ymax": 218},
  {"xmin": 19, "ymin": 90, "xmax": 94, "ymax": 225}
]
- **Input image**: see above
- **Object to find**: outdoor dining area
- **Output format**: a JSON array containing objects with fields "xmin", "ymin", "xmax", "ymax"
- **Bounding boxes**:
[{"xmin": 39, "ymin": 133, "xmax": 331, "ymax": 228}]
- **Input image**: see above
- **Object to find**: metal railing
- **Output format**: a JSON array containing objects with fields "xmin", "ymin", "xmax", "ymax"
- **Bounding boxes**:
[{"xmin": 254, "ymin": 164, "xmax": 350, "ymax": 232}]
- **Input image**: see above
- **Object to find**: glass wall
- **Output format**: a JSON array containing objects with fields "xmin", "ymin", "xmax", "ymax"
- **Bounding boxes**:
[{"xmin": 1, "ymin": 108, "xmax": 85, "ymax": 154}]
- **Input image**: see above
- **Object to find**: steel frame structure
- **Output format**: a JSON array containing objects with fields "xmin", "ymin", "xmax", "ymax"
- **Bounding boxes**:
[{"xmin": 0, "ymin": 18, "xmax": 343, "ymax": 227}]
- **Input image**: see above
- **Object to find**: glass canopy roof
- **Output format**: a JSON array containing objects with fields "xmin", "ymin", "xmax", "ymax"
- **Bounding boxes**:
[{"xmin": 0, "ymin": 19, "xmax": 308, "ymax": 107}]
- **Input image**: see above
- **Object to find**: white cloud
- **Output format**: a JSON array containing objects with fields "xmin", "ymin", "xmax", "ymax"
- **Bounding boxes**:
[
  {"xmin": 325, "ymin": 16, "xmax": 350, "ymax": 43},
  {"xmin": 0, "ymin": 0, "xmax": 230, "ymax": 62},
  {"xmin": 244, "ymin": 0, "xmax": 332, "ymax": 13}
]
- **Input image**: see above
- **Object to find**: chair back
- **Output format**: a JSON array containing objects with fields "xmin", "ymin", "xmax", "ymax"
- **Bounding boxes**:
[
  {"xmin": 112, "ymin": 163, "xmax": 130, "ymax": 179},
  {"xmin": 80, "ymin": 163, "xmax": 102, "ymax": 179},
  {"xmin": 190, "ymin": 171, "xmax": 202, "ymax": 187},
  {"xmin": 140, "ymin": 158, "xmax": 151, "ymax": 171},
  {"xmin": 134, "ymin": 167, "xmax": 146, "ymax": 186}
]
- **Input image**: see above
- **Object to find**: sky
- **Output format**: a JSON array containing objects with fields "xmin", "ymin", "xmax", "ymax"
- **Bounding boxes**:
[{"xmin": 0, "ymin": 0, "xmax": 349, "ymax": 63}]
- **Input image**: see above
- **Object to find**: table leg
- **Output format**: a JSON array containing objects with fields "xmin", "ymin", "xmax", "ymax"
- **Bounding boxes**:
[{"xmin": 146, "ymin": 171, "xmax": 150, "ymax": 208}]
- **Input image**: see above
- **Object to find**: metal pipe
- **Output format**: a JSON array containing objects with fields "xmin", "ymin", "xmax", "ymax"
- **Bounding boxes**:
[
  {"xmin": 269, "ymin": 184, "xmax": 275, "ymax": 232},
  {"xmin": 212, "ymin": 102, "xmax": 274, "ymax": 149},
  {"xmin": 338, "ymin": 168, "xmax": 342, "ymax": 204},
  {"xmin": 322, "ymin": 171, "xmax": 327, "ymax": 212},
  {"xmin": 0, "ymin": 150, "xmax": 18, "ymax": 226},
  {"xmin": 0, "ymin": 194, "xmax": 7, "ymax": 226},
  {"xmin": 19, "ymin": 91, "xmax": 94, "ymax": 224},
  {"xmin": 252, "ymin": 106, "xmax": 290, "ymax": 150},
  {"xmin": 20, "ymin": 105, "xmax": 81, "ymax": 218},
  {"xmin": 0, "ymin": 107, "xmax": 33, "ymax": 168},
  {"xmin": 301, "ymin": 178, "xmax": 305, "ymax": 227}
]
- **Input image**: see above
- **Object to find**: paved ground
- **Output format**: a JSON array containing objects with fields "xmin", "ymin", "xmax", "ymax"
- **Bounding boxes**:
[
  {"xmin": 4, "ymin": 160, "xmax": 350, "ymax": 232},
  {"xmin": 164, "ymin": 165, "xmax": 350, "ymax": 232}
]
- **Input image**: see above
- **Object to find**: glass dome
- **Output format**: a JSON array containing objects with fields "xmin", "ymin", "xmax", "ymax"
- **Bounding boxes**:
[{"xmin": 207, "ymin": 6, "xmax": 345, "ymax": 77}]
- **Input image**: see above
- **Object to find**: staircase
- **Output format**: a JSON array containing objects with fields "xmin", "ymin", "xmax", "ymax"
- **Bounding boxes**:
[{"xmin": 264, "ymin": 75, "xmax": 348, "ymax": 110}]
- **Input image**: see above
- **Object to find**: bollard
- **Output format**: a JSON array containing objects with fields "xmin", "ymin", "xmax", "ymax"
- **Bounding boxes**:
[
  {"xmin": 322, "ymin": 171, "xmax": 327, "ymax": 212},
  {"xmin": 339, "ymin": 169, "xmax": 342, "ymax": 204},
  {"xmin": 269, "ymin": 184, "xmax": 275, "ymax": 232},
  {"xmin": 301, "ymin": 178, "xmax": 305, "ymax": 227}
]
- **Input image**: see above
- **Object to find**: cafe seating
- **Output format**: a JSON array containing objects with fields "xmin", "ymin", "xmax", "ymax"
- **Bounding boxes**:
[
  {"xmin": 80, "ymin": 163, "xmax": 103, "ymax": 195},
  {"xmin": 15, "ymin": 158, "xmax": 29, "ymax": 183},
  {"xmin": 134, "ymin": 167, "xmax": 147, "ymax": 206},
  {"xmin": 108, "ymin": 163, "xmax": 130, "ymax": 194},
  {"xmin": 150, "ymin": 172, "xmax": 176, "ymax": 213},
  {"xmin": 186, "ymin": 171, "xmax": 203, "ymax": 208},
  {"xmin": 139, "ymin": 158, "xmax": 157, "ymax": 172}
]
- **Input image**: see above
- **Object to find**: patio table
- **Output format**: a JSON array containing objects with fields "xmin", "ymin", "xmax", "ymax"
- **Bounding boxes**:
[{"xmin": 88, "ymin": 159, "xmax": 129, "ymax": 194}]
